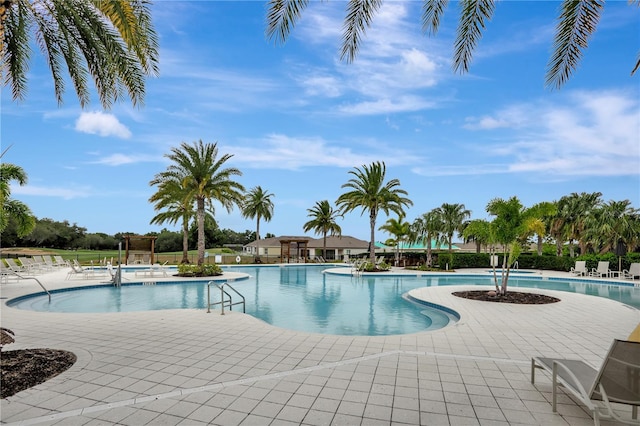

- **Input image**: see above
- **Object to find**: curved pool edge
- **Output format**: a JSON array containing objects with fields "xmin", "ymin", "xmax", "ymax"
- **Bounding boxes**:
[
  {"xmin": 404, "ymin": 291, "xmax": 461, "ymax": 322},
  {"xmin": 4, "ymin": 271, "xmax": 251, "ymax": 309}
]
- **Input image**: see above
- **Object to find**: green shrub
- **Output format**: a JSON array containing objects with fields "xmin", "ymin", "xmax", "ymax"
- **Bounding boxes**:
[{"xmin": 177, "ymin": 263, "xmax": 223, "ymax": 277}]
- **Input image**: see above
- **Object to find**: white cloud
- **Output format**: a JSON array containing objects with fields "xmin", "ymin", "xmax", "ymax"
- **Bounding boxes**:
[
  {"xmin": 462, "ymin": 89, "xmax": 640, "ymax": 177},
  {"xmin": 301, "ymin": 75, "xmax": 342, "ymax": 97},
  {"xmin": 338, "ymin": 96, "xmax": 436, "ymax": 115},
  {"xmin": 75, "ymin": 111, "xmax": 132, "ymax": 138},
  {"xmin": 13, "ymin": 185, "xmax": 91, "ymax": 200},
  {"xmin": 91, "ymin": 153, "xmax": 160, "ymax": 166},
  {"xmin": 226, "ymin": 133, "xmax": 419, "ymax": 170}
]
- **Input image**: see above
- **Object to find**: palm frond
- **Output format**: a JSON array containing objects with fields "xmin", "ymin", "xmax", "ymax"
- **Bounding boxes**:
[
  {"xmin": 266, "ymin": 0, "xmax": 309, "ymax": 44},
  {"xmin": 545, "ymin": 0, "xmax": 604, "ymax": 90},
  {"xmin": 3, "ymin": 0, "xmax": 32, "ymax": 103},
  {"xmin": 422, "ymin": 0, "xmax": 449, "ymax": 35},
  {"xmin": 340, "ymin": 0, "xmax": 382, "ymax": 63},
  {"xmin": 453, "ymin": 0, "xmax": 496, "ymax": 74},
  {"xmin": 631, "ymin": 52, "xmax": 640, "ymax": 75}
]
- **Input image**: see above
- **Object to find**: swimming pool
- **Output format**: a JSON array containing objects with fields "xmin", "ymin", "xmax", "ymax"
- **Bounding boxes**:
[{"xmin": 7, "ymin": 266, "xmax": 640, "ymax": 336}]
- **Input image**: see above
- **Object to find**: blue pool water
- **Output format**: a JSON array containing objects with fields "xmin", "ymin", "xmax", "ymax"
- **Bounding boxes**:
[{"xmin": 7, "ymin": 266, "xmax": 640, "ymax": 336}]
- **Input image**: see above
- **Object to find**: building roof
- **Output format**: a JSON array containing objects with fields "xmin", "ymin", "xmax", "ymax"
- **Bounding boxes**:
[
  {"xmin": 245, "ymin": 235, "xmax": 368, "ymax": 249},
  {"xmin": 306, "ymin": 235, "xmax": 369, "ymax": 249}
]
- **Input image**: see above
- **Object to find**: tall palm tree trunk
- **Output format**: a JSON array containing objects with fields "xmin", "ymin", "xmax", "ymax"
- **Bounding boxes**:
[
  {"xmin": 323, "ymin": 232, "xmax": 327, "ymax": 260},
  {"xmin": 181, "ymin": 219, "xmax": 189, "ymax": 263},
  {"xmin": 197, "ymin": 197, "xmax": 206, "ymax": 265},
  {"xmin": 369, "ymin": 211, "xmax": 376, "ymax": 266},
  {"xmin": 255, "ymin": 216, "xmax": 261, "ymax": 262}
]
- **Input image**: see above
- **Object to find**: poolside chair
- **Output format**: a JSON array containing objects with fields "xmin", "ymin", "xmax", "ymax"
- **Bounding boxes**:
[
  {"xmin": 54, "ymin": 255, "xmax": 70, "ymax": 268},
  {"xmin": 6, "ymin": 258, "xmax": 27, "ymax": 273},
  {"xmin": 0, "ymin": 261, "xmax": 21, "ymax": 283},
  {"xmin": 570, "ymin": 261, "xmax": 588, "ymax": 276},
  {"xmin": 531, "ymin": 339, "xmax": 640, "ymax": 425},
  {"xmin": 623, "ymin": 263, "xmax": 640, "ymax": 281},
  {"xmin": 590, "ymin": 261, "xmax": 611, "ymax": 278},
  {"xmin": 66, "ymin": 260, "xmax": 91, "ymax": 280}
]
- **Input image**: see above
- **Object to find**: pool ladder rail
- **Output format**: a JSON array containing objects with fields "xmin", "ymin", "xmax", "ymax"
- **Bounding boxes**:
[{"xmin": 207, "ymin": 281, "xmax": 245, "ymax": 314}]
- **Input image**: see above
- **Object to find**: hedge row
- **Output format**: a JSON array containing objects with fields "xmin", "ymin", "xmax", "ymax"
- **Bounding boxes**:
[{"xmin": 403, "ymin": 252, "xmax": 640, "ymax": 272}]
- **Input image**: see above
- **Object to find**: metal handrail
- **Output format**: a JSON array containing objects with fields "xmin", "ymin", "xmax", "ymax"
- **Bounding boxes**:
[
  {"xmin": 10, "ymin": 272, "xmax": 51, "ymax": 302},
  {"xmin": 207, "ymin": 281, "xmax": 245, "ymax": 314}
]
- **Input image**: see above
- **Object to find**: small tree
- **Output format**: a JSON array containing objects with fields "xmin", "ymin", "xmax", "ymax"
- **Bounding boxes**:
[
  {"xmin": 303, "ymin": 200, "xmax": 342, "ymax": 260},
  {"xmin": 486, "ymin": 196, "xmax": 530, "ymax": 295}
]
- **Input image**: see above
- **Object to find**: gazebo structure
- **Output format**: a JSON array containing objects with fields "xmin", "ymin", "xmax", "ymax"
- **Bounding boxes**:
[
  {"xmin": 278, "ymin": 237, "xmax": 310, "ymax": 263},
  {"xmin": 123, "ymin": 235, "xmax": 157, "ymax": 265}
]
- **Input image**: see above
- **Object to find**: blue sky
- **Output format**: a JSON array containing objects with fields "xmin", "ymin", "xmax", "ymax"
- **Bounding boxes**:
[{"xmin": 2, "ymin": 1, "xmax": 639, "ymax": 242}]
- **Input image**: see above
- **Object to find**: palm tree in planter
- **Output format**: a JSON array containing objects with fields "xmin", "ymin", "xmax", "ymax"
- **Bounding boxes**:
[
  {"xmin": 149, "ymin": 178, "xmax": 194, "ymax": 264},
  {"xmin": 156, "ymin": 140, "xmax": 245, "ymax": 266},
  {"xmin": 242, "ymin": 186, "xmax": 275, "ymax": 263},
  {"xmin": 486, "ymin": 196, "xmax": 543, "ymax": 295},
  {"xmin": 336, "ymin": 161, "xmax": 412, "ymax": 269},
  {"xmin": 303, "ymin": 200, "xmax": 342, "ymax": 261}
]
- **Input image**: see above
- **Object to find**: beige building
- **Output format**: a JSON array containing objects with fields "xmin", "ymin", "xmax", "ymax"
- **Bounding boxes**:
[{"xmin": 243, "ymin": 235, "xmax": 369, "ymax": 262}]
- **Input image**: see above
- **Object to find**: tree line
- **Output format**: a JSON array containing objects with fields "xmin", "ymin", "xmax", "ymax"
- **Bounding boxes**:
[{"xmin": 0, "ymin": 216, "xmax": 259, "ymax": 253}]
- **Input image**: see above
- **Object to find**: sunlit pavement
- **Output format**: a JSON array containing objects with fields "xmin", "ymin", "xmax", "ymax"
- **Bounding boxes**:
[{"xmin": 1, "ymin": 265, "xmax": 639, "ymax": 425}]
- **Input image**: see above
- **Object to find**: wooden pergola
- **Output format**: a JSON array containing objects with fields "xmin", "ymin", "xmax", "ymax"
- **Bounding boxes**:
[
  {"xmin": 278, "ymin": 237, "xmax": 310, "ymax": 263},
  {"xmin": 123, "ymin": 235, "xmax": 157, "ymax": 265}
]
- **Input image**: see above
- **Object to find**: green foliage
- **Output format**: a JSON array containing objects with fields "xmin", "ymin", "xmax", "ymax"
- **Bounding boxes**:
[
  {"xmin": 358, "ymin": 261, "xmax": 391, "ymax": 272},
  {"xmin": 177, "ymin": 263, "xmax": 223, "ymax": 277}
]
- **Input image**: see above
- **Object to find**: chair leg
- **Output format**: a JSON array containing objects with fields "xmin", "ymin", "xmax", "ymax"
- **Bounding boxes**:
[
  {"xmin": 531, "ymin": 359, "xmax": 536, "ymax": 384},
  {"xmin": 552, "ymin": 362, "xmax": 558, "ymax": 412}
]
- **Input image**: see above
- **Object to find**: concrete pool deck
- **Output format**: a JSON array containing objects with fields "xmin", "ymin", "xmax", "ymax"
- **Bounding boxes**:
[{"xmin": 1, "ymin": 266, "xmax": 639, "ymax": 425}]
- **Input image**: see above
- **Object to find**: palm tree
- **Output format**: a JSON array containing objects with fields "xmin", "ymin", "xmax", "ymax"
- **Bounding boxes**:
[
  {"xmin": 335, "ymin": 161, "xmax": 412, "ymax": 268},
  {"xmin": 303, "ymin": 200, "xmax": 342, "ymax": 260},
  {"xmin": 438, "ymin": 202, "xmax": 471, "ymax": 257},
  {"xmin": 554, "ymin": 192, "xmax": 602, "ymax": 257},
  {"xmin": 0, "ymin": 161, "xmax": 35, "ymax": 237},
  {"xmin": 584, "ymin": 200, "xmax": 640, "ymax": 255},
  {"xmin": 242, "ymin": 186, "xmax": 275, "ymax": 262},
  {"xmin": 525, "ymin": 201, "xmax": 557, "ymax": 256},
  {"xmin": 2, "ymin": 0, "xmax": 159, "ymax": 108},
  {"xmin": 486, "ymin": 196, "xmax": 529, "ymax": 295},
  {"xmin": 410, "ymin": 209, "xmax": 443, "ymax": 267},
  {"xmin": 156, "ymin": 140, "xmax": 245, "ymax": 265},
  {"xmin": 266, "ymin": 0, "xmax": 637, "ymax": 89},
  {"xmin": 379, "ymin": 214, "xmax": 411, "ymax": 267},
  {"xmin": 462, "ymin": 219, "xmax": 493, "ymax": 254},
  {"xmin": 148, "ymin": 178, "xmax": 194, "ymax": 264}
]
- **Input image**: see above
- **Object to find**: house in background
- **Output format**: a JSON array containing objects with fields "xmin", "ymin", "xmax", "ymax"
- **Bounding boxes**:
[
  {"xmin": 243, "ymin": 235, "xmax": 369, "ymax": 262},
  {"xmin": 307, "ymin": 235, "xmax": 369, "ymax": 261}
]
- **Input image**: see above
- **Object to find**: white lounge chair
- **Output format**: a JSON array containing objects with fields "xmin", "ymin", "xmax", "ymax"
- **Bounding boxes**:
[
  {"xmin": 570, "ymin": 261, "xmax": 588, "ymax": 276},
  {"xmin": 623, "ymin": 263, "xmax": 640, "ymax": 281},
  {"xmin": 66, "ymin": 260, "xmax": 91, "ymax": 280},
  {"xmin": 531, "ymin": 339, "xmax": 640, "ymax": 425},
  {"xmin": 590, "ymin": 261, "xmax": 611, "ymax": 278},
  {"xmin": 9, "ymin": 257, "xmax": 37, "ymax": 274},
  {"xmin": 54, "ymin": 255, "xmax": 70, "ymax": 267}
]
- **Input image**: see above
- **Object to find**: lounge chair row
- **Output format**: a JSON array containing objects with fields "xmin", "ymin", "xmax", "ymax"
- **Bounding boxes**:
[
  {"xmin": 571, "ymin": 261, "xmax": 640, "ymax": 280},
  {"xmin": 2, "ymin": 255, "xmax": 70, "ymax": 275}
]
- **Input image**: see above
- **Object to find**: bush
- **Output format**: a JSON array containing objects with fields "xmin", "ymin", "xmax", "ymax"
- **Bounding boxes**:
[{"xmin": 177, "ymin": 263, "xmax": 223, "ymax": 277}]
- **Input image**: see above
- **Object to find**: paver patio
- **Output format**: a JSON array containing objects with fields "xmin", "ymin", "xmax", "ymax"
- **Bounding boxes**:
[{"xmin": 1, "ymin": 266, "xmax": 639, "ymax": 425}]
